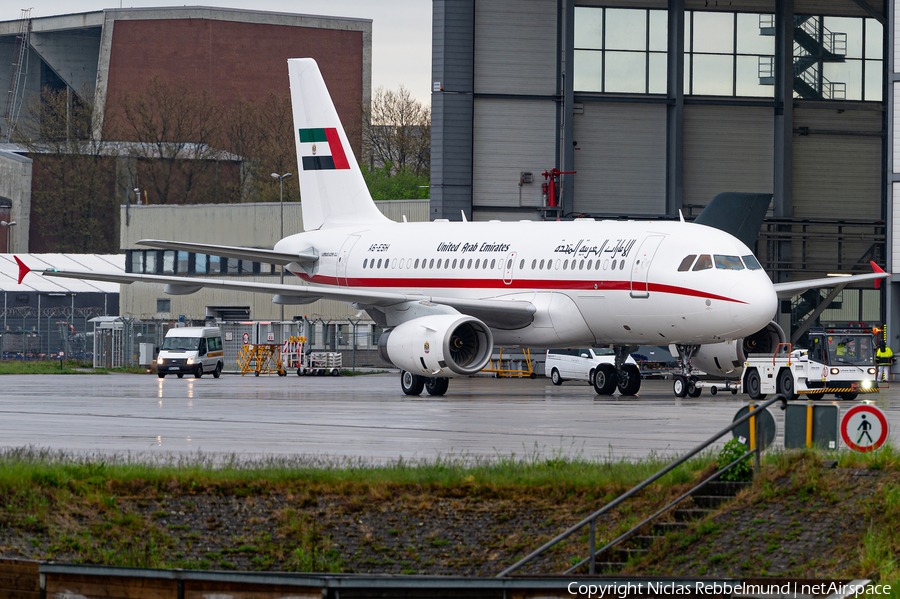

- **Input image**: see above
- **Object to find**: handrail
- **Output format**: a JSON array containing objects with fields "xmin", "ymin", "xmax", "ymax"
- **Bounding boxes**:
[
  {"xmin": 564, "ymin": 449, "xmax": 754, "ymax": 575},
  {"xmin": 773, "ymin": 342, "xmax": 792, "ymax": 366},
  {"xmin": 496, "ymin": 394, "xmax": 788, "ymax": 578}
]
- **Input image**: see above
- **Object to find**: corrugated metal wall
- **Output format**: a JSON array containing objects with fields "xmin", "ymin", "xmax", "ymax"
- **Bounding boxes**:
[
  {"xmin": 792, "ymin": 108, "xmax": 882, "ymax": 220},
  {"xmin": 472, "ymin": 99, "xmax": 557, "ymax": 208},
  {"xmin": 572, "ymin": 102, "xmax": 667, "ymax": 215},
  {"xmin": 474, "ymin": 0, "xmax": 556, "ymax": 95},
  {"xmin": 683, "ymin": 105, "xmax": 774, "ymax": 207}
]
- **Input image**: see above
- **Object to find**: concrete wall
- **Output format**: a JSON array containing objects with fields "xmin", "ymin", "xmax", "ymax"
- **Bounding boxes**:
[{"xmin": 0, "ymin": 150, "xmax": 32, "ymax": 253}]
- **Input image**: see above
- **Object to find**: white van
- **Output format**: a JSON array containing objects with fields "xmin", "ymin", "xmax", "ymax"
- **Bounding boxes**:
[
  {"xmin": 157, "ymin": 327, "xmax": 224, "ymax": 379},
  {"xmin": 545, "ymin": 348, "xmax": 637, "ymax": 385}
]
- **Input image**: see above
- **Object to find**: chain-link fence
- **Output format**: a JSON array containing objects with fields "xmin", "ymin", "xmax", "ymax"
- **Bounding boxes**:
[{"xmin": 1, "ymin": 306, "xmax": 108, "ymax": 361}]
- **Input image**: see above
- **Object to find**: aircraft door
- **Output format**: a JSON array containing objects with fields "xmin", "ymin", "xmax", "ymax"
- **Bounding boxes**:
[
  {"xmin": 629, "ymin": 235, "xmax": 665, "ymax": 298},
  {"xmin": 337, "ymin": 235, "xmax": 361, "ymax": 286},
  {"xmin": 503, "ymin": 251, "xmax": 517, "ymax": 285}
]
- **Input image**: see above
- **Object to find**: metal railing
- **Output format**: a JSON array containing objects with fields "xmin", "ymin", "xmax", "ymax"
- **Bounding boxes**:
[{"xmin": 497, "ymin": 394, "xmax": 788, "ymax": 577}]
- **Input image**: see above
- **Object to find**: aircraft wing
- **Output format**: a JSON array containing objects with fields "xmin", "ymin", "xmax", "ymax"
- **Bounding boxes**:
[
  {"xmin": 20, "ymin": 259, "xmax": 535, "ymax": 329},
  {"xmin": 773, "ymin": 262, "xmax": 889, "ymax": 298},
  {"xmin": 136, "ymin": 239, "xmax": 318, "ymax": 266}
]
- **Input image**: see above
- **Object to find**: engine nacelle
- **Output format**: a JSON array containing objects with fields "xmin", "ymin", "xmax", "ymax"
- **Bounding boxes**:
[
  {"xmin": 378, "ymin": 314, "xmax": 494, "ymax": 377},
  {"xmin": 692, "ymin": 321, "xmax": 786, "ymax": 378}
]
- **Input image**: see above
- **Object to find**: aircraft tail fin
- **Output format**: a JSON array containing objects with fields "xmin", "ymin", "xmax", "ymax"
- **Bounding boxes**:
[
  {"xmin": 288, "ymin": 58, "xmax": 390, "ymax": 230},
  {"xmin": 694, "ymin": 192, "xmax": 772, "ymax": 250}
]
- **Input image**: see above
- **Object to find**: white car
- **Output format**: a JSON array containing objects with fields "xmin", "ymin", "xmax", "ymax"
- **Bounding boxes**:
[{"xmin": 545, "ymin": 348, "xmax": 638, "ymax": 386}]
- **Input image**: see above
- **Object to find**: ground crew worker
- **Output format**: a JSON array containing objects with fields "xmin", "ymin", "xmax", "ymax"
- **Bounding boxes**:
[{"xmin": 876, "ymin": 341, "xmax": 893, "ymax": 382}]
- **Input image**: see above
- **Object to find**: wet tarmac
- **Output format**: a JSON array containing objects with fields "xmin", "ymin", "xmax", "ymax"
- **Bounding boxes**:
[{"xmin": 0, "ymin": 373, "xmax": 897, "ymax": 462}]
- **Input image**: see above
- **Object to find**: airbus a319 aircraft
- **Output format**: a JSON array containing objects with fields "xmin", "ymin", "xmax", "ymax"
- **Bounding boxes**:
[{"xmin": 17, "ymin": 58, "xmax": 889, "ymax": 397}]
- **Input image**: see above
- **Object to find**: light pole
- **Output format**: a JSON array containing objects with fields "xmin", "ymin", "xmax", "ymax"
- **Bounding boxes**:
[
  {"xmin": 271, "ymin": 172, "xmax": 292, "ymax": 323},
  {"xmin": 1, "ymin": 221, "xmax": 16, "ymax": 254}
]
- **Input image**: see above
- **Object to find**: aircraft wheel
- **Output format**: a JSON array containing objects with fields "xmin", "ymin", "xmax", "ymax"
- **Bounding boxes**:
[
  {"xmin": 158, "ymin": 373, "xmax": 166, "ymax": 379},
  {"xmin": 616, "ymin": 364, "xmax": 641, "ymax": 396},
  {"xmin": 177, "ymin": 373, "xmax": 184, "ymax": 379},
  {"xmin": 777, "ymin": 369, "xmax": 797, "ymax": 400},
  {"xmin": 425, "ymin": 377, "xmax": 449, "ymax": 396},
  {"xmin": 838, "ymin": 392, "xmax": 858, "ymax": 401},
  {"xmin": 550, "ymin": 368, "xmax": 564, "ymax": 386},
  {"xmin": 745, "ymin": 368, "xmax": 766, "ymax": 400},
  {"xmin": 687, "ymin": 379, "xmax": 702, "ymax": 397},
  {"xmin": 213, "ymin": 363, "xmax": 222, "ymax": 379},
  {"xmin": 673, "ymin": 375, "xmax": 688, "ymax": 398},
  {"xmin": 401, "ymin": 370, "xmax": 425, "ymax": 396},
  {"xmin": 593, "ymin": 364, "xmax": 617, "ymax": 395}
]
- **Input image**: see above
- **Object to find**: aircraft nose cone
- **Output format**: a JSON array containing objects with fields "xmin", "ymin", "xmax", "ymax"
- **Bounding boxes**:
[{"xmin": 729, "ymin": 278, "xmax": 777, "ymax": 333}]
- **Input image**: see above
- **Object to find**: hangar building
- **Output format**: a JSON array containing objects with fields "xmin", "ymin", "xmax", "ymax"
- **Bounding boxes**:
[
  {"xmin": 0, "ymin": 7, "xmax": 371, "ymax": 253},
  {"xmin": 431, "ymin": 0, "xmax": 892, "ymax": 343}
]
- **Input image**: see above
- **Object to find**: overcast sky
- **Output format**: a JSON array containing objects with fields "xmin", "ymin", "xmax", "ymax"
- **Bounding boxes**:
[{"xmin": 0, "ymin": 1, "xmax": 433, "ymax": 104}]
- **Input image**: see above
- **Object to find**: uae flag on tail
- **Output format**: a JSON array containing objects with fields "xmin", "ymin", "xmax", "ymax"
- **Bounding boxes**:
[{"xmin": 298, "ymin": 128, "xmax": 350, "ymax": 170}]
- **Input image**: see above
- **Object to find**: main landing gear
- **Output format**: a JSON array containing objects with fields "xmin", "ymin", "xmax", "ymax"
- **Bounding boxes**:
[
  {"xmin": 592, "ymin": 346, "xmax": 642, "ymax": 397},
  {"xmin": 672, "ymin": 344, "xmax": 703, "ymax": 398},
  {"xmin": 400, "ymin": 370, "xmax": 449, "ymax": 396}
]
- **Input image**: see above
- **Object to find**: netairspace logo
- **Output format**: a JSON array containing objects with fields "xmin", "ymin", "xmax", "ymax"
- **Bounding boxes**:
[{"xmin": 566, "ymin": 581, "xmax": 893, "ymax": 598}]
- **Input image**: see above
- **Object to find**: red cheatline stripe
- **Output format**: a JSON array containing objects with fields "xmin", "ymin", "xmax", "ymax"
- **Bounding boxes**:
[
  {"xmin": 324, "ymin": 128, "xmax": 350, "ymax": 170},
  {"xmin": 294, "ymin": 273, "xmax": 746, "ymax": 303}
]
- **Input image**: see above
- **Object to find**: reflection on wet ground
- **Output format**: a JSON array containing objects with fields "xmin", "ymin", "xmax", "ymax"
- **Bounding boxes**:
[{"xmin": 0, "ymin": 374, "xmax": 897, "ymax": 462}]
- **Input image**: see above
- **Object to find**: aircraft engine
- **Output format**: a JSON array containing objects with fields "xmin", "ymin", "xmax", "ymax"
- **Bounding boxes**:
[
  {"xmin": 692, "ymin": 321, "xmax": 786, "ymax": 378},
  {"xmin": 378, "ymin": 314, "xmax": 493, "ymax": 377}
]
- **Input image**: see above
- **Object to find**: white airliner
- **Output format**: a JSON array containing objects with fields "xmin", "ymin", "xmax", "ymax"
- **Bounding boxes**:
[{"xmin": 16, "ymin": 58, "xmax": 889, "ymax": 397}]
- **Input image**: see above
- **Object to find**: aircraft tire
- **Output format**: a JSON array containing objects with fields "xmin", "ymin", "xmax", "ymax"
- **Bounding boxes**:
[
  {"xmin": 401, "ymin": 370, "xmax": 425, "ymax": 396},
  {"xmin": 745, "ymin": 368, "xmax": 766, "ymax": 400},
  {"xmin": 616, "ymin": 364, "xmax": 641, "ymax": 396},
  {"xmin": 425, "ymin": 377, "xmax": 449, "ymax": 396},
  {"xmin": 687, "ymin": 379, "xmax": 702, "ymax": 397},
  {"xmin": 593, "ymin": 364, "xmax": 617, "ymax": 395},
  {"xmin": 550, "ymin": 368, "xmax": 564, "ymax": 386},
  {"xmin": 673, "ymin": 375, "xmax": 688, "ymax": 398}
]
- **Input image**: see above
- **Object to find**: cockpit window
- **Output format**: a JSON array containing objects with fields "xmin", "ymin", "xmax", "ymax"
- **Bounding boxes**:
[
  {"xmin": 677, "ymin": 255, "xmax": 696, "ymax": 272},
  {"xmin": 742, "ymin": 254, "xmax": 762, "ymax": 270},
  {"xmin": 692, "ymin": 254, "xmax": 713, "ymax": 271},
  {"xmin": 714, "ymin": 255, "xmax": 744, "ymax": 270}
]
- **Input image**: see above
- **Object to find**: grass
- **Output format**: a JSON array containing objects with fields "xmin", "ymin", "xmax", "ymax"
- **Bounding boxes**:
[{"xmin": 0, "ymin": 360, "xmax": 154, "ymax": 375}]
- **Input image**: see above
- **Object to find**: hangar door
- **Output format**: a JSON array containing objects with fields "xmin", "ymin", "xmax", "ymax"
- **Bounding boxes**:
[
  {"xmin": 683, "ymin": 106, "xmax": 773, "ymax": 210},
  {"xmin": 472, "ymin": 98, "xmax": 556, "ymax": 209},
  {"xmin": 573, "ymin": 102, "xmax": 666, "ymax": 216}
]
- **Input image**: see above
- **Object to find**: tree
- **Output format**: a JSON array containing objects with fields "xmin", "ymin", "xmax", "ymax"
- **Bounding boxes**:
[
  {"xmin": 362, "ymin": 86, "xmax": 430, "ymax": 179},
  {"xmin": 13, "ymin": 86, "xmax": 118, "ymax": 252},
  {"xmin": 116, "ymin": 77, "xmax": 225, "ymax": 205},
  {"xmin": 221, "ymin": 93, "xmax": 298, "ymax": 203}
]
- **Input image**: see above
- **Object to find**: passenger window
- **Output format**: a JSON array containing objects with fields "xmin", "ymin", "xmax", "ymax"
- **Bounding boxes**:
[
  {"xmin": 377, "ymin": 259, "xmax": 382, "ymax": 268},
  {"xmin": 519, "ymin": 259, "xmax": 524, "ymax": 269},
  {"xmin": 363, "ymin": 259, "xmax": 368, "ymax": 268},
  {"xmin": 452, "ymin": 259, "xmax": 457, "ymax": 268},
  {"xmin": 595, "ymin": 260, "xmax": 601, "ymax": 270},
  {"xmin": 506, "ymin": 259, "xmax": 512, "ymax": 269},
  {"xmin": 407, "ymin": 259, "xmax": 413, "ymax": 268},
  {"xmin": 414, "ymin": 259, "xmax": 419, "ymax": 268},
  {"xmin": 714, "ymin": 255, "xmax": 744, "ymax": 270},
  {"xmin": 742, "ymin": 254, "xmax": 762, "ymax": 270},
  {"xmin": 399, "ymin": 259, "xmax": 404, "ymax": 270},
  {"xmin": 539, "ymin": 259, "xmax": 545, "ymax": 269},
  {"xmin": 391, "ymin": 259, "xmax": 397, "ymax": 268},
  {"xmin": 531, "ymin": 259, "xmax": 536, "ymax": 269},
  {"xmin": 563, "ymin": 260, "xmax": 569, "ymax": 269},
  {"xmin": 490, "ymin": 259, "xmax": 496, "ymax": 269},
  {"xmin": 693, "ymin": 254, "xmax": 713, "ymax": 271},
  {"xmin": 475, "ymin": 259, "xmax": 480, "ymax": 268},
  {"xmin": 620, "ymin": 260, "xmax": 625, "ymax": 270},
  {"xmin": 611, "ymin": 259, "xmax": 617, "ymax": 270},
  {"xmin": 677, "ymin": 255, "xmax": 696, "ymax": 272},
  {"xmin": 468, "ymin": 259, "xmax": 473, "ymax": 268},
  {"xmin": 385, "ymin": 259, "xmax": 390, "ymax": 269},
  {"xmin": 436, "ymin": 259, "xmax": 442, "ymax": 269},
  {"xmin": 573, "ymin": 261, "xmax": 578, "ymax": 270}
]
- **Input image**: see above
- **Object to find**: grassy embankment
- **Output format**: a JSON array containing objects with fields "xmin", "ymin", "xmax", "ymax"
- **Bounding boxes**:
[
  {"xmin": 0, "ymin": 360, "xmax": 147, "ymax": 375},
  {"xmin": 0, "ymin": 445, "xmax": 897, "ymax": 584}
]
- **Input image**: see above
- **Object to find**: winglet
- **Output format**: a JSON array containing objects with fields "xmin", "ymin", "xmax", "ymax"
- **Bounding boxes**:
[
  {"xmin": 14, "ymin": 255, "xmax": 30, "ymax": 285},
  {"xmin": 871, "ymin": 261, "xmax": 888, "ymax": 290}
]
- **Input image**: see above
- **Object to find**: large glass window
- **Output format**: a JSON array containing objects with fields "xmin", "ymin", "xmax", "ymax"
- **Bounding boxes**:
[
  {"xmin": 576, "ymin": 10, "xmax": 882, "ymax": 101},
  {"xmin": 574, "ymin": 7, "xmax": 667, "ymax": 94}
]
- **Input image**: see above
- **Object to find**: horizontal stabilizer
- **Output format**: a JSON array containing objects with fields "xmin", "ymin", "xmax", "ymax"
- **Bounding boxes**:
[{"xmin": 137, "ymin": 239, "xmax": 317, "ymax": 266}]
